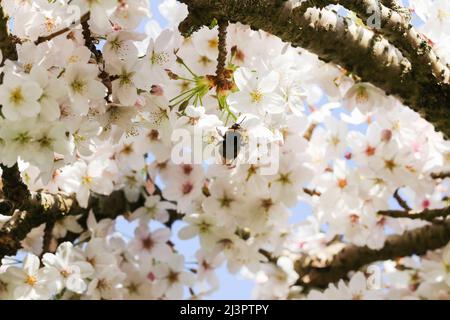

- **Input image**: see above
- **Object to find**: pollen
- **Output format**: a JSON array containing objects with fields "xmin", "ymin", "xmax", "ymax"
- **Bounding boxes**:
[
  {"xmin": 365, "ymin": 145, "xmax": 376, "ymax": 156},
  {"xmin": 61, "ymin": 270, "xmax": 71, "ymax": 278},
  {"xmin": 277, "ymin": 173, "xmax": 291, "ymax": 185},
  {"xmin": 82, "ymin": 175, "xmax": 93, "ymax": 185},
  {"xmin": 337, "ymin": 178, "xmax": 348, "ymax": 189},
  {"xmin": 250, "ymin": 90, "xmax": 263, "ymax": 103},
  {"xmin": 261, "ymin": 198, "xmax": 274, "ymax": 211},
  {"xmin": 219, "ymin": 193, "xmax": 233, "ymax": 208},
  {"xmin": 44, "ymin": 17, "xmax": 56, "ymax": 32},
  {"xmin": 355, "ymin": 86, "xmax": 369, "ymax": 104},
  {"xmin": 384, "ymin": 158, "xmax": 397, "ymax": 171},
  {"xmin": 10, "ymin": 87, "xmax": 25, "ymax": 105},
  {"xmin": 167, "ymin": 270, "xmax": 179, "ymax": 284},
  {"xmin": 125, "ymin": 175, "xmax": 138, "ymax": 187},
  {"xmin": 208, "ymin": 38, "xmax": 218, "ymax": 49},
  {"xmin": 71, "ymin": 79, "xmax": 87, "ymax": 94},
  {"xmin": 119, "ymin": 71, "xmax": 134, "ymax": 86},
  {"xmin": 68, "ymin": 55, "xmax": 80, "ymax": 63},
  {"xmin": 25, "ymin": 275, "xmax": 37, "ymax": 286},
  {"xmin": 330, "ymin": 135, "xmax": 341, "ymax": 146},
  {"xmin": 151, "ymin": 51, "xmax": 170, "ymax": 66},
  {"xmin": 109, "ymin": 38, "xmax": 122, "ymax": 52},
  {"xmin": 121, "ymin": 143, "xmax": 134, "ymax": 155},
  {"xmin": 198, "ymin": 55, "xmax": 212, "ymax": 66},
  {"xmin": 437, "ymin": 9, "xmax": 450, "ymax": 21},
  {"xmin": 198, "ymin": 221, "xmax": 212, "ymax": 233}
]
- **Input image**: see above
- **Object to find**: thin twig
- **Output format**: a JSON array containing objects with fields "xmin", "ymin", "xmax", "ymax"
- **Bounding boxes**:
[
  {"xmin": 35, "ymin": 13, "xmax": 90, "ymax": 45},
  {"xmin": 431, "ymin": 171, "xmax": 450, "ymax": 180},
  {"xmin": 303, "ymin": 188, "xmax": 321, "ymax": 197},
  {"xmin": 378, "ymin": 206, "xmax": 450, "ymax": 221},
  {"xmin": 393, "ymin": 189, "xmax": 411, "ymax": 211},
  {"xmin": 215, "ymin": 20, "xmax": 228, "ymax": 92}
]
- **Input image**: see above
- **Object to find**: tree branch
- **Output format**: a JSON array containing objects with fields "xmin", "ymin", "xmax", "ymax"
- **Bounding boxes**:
[
  {"xmin": 0, "ymin": 164, "xmax": 31, "ymax": 209},
  {"xmin": 215, "ymin": 20, "xmax": 229, "ymax": 91},
  {"xmin": 431, "ymin": 171, "xmax": 450, "ymax": 180},
  {"xmin": 0, "ymin": 2, "xmax": 17, "ymax": 63},
  {"xmin": 0, "ymin": 190, "xmax": 141, "ymax": 260},
  {"xmin": 0, "ymin": 184, "xmax": 184, "ymax": 261},
  {"xmin": 393, "ymin": 189, "xmax": 410, "ymax": 211},
  {"xmin": 179, "ymin": 0, "xmax": 450, "ymax": 138},
  {"xmin": 311, "ymin": 0, "xmax": 449, "ymax": 84},
  {"xmin": 295, "ymin": 219, "xmax": 450, "ymax": 289},
  {"xmin": 378, "ymin": 206, "xmax": 450, "ymax": 221}
]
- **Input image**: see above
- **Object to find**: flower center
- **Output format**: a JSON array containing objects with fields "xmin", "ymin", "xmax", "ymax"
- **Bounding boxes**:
[
  {"xmin": 61, "ymin": 269, "xmax": 71, "ymax": 278},
  {"xmin": 167, "ymin": 270, "xmax": 179, "ymax": 284},
  {"xmin": 119, "ymin": 71, "xmax": 134, "ymax": 86},
  {"xmin": 384, "ymin": 158, "xmax": 397, "ymax": 171},
  {"xmin": 25, "ymin": 275, "xmax": 37, "ymax": 286},
  {"xmin": 182, "ymin": 182, "xmax": 194, "ymax": 195},
  {"xmin": 151, "ymin": 51, "xmax": 170, "ymax": 66},
  {"xmin": 82, "ymin": 175, "xmax": 93, "ymax": 185},
  {"xmin": 208, "ymin": 38, "xmax": 218, "ymax": 49},
  {"xmin": 338, "ymin": 178, "xmax": 348, "ymax": 189},
  {"xmin": 142, "ymin": 236, "xmax": 154, "ymax": 250},
  {"xmin": 365, "ymin": 145, "xmax": 376, "ymax": 156},
  {"xmin": 355, "ymin": 86, "xmax": 369, "ymax": 104},
  {"xmin": 219, "ymin": 193, "xmax": 233, "ymax": 208},
  {"xmin": 10, "ymin": 87, "xmax": 24, "ymax": 105},
  {"xmin": 250, "ymin": 90, "xmax": 263, "ymax": 103},
  {"xmin": 71, "ymin": 79, "xmax": 87, "ymax": 94}
]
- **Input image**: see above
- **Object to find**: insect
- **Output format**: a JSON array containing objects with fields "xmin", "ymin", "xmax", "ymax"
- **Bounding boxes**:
[{"xmin": 218, "ymin": 118, "xmax": 246, "ymax": 163}]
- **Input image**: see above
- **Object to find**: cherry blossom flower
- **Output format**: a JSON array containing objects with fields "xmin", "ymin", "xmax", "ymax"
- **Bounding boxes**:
[
  {"xmin": 42, "ymin": 242, "xmax": 94, "ymax": 294},
  {"xmin": 153, "ymin": 254, "xmax": 195, "ymax": 299},
  {"xmin": 129, "ymin": 223, "xmax": 172, "ymax": 261},
  {"xmin": 64, "ymin": 63, "xmax": 107, "ymax": 115},
  {"xmin": 0, "ymin": 73, "xmax": 42, "ymax": 120},
  {"xmin": 5, "ymin": 254, "xmax": 58, "ymax": 300}
]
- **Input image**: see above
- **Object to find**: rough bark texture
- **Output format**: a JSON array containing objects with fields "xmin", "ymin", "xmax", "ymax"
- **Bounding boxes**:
[
  {"xmin": 0, "ymin": 2, "xmax": 17, "ymax": 63},
  {"xmin": 313, "ymin": 0, "xmax": 449, "ymax": 83},
  {"xmin": 295, "ymin": 220, "xmax": 450, "ymax": 288},
  {"xmin": 0, "ymin": 186, "xmax": 182, "ymax": 260},
  {"xmin": 179, "ymin": 0, "xmax": 450, "ymax": 138}
]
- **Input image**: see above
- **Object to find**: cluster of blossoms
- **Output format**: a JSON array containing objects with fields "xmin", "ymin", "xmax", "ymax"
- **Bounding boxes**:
[
  {"xmin": 0, "ymin": 0, "xmax": 449, "ymax": 299},
  {"xmin": 0, "ymin": 213, "xmax": 199, "ymax": 299}
]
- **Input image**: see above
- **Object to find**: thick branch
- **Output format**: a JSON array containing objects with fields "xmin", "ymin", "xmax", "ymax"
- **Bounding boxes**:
[
  {"xmin": 0, "ymin": 2, "xmax": 17, "ymax": 63},
  {"xmin": 380, "ymin": 0, "xmax": 412, "ymax": 22},
  {"xmin": 295, "ymin": 219, "xmax": 450, "ymax": 289},
  {"xmin": 312, "ymin": 0, "xmax": 449, "ymax": 84},
  {"xmin": 0, "ymin": 4, "xmax": 33, "ymax": 221},
  {"xmin": 0, "ymin": 185, "xmax": 185, "ymax": 261},
  {"xmin": 0, "ymin": 184, "xmax": 183, "ymax": 261},
  {"xmin": 0, "ymin": 164, "xmax": 31, "ymax": 207},
  {"xmin": 179, "ymin": 0, "xmax": 450, "ymax": 138},
  {"xmin": 0, "ymin": 190, "xmax": 144, "ymax": 260}
]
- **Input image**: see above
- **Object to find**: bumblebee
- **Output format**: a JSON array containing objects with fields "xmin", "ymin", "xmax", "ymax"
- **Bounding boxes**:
[{"xmin": 219, "ymin": 118, "xmax": 245, "ymax": 162}]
